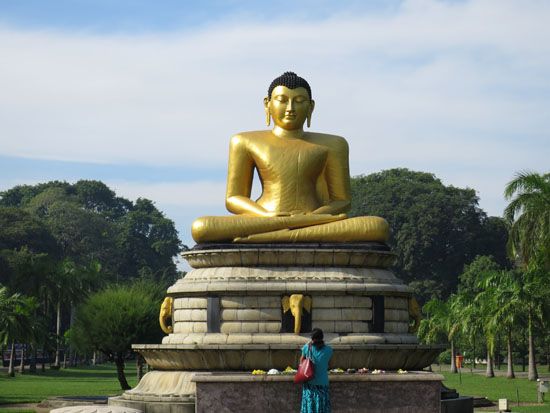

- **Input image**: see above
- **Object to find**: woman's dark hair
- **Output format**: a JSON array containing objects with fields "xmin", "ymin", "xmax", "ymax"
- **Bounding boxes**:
[
  {"xmin": 267, "ymin": 71, "xmax": 312, "ymax": 101},
  {"xmin": 311, "ymin": 328, "xmax": 325, "ymax": 349}
]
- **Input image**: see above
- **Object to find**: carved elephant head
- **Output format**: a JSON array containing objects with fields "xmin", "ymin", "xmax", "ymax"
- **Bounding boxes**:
[
  {"xmin": 159, "ymin": 297, "xmax": 173, "ymax": 334},
  {"xmin": 282, "ymin": 294, "xmax": 312, "ymax": 334}
]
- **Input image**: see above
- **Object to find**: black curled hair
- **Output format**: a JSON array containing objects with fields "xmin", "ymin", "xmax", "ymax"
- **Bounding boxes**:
[
  {"xmin": 311, "ymin": 327, "xmax": 325, "ymax": 349},
  {"xmin": 267, "ymin": 71, "xmax": 312, "ymax": 101}
]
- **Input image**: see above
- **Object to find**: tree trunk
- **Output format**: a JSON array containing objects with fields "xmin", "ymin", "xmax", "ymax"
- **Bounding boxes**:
[
  {"xmin": 29, "ymin": 345, "xmax": 37, "ymax": 373},
  {"xmin": 522, "ymin": 332, "xmax": 526, "ymax": 372},
  {"xmin": 8, "ymin": 342, "xmax": 16, "ymax": 377},
  {"xmin": 62, "ymin": 349, "xmax": 68, "ymax": 369},
  {"xmin": 486, "ymin": 347, "xmax": 494, "ymax": 378},
  {"xmin": 450, "ymin": 340, "xmax": 458, "ymax": 373},
  {"xmin": 53, "ymin": 299, "xmax": 61, "ymax": 368},
  {"xmin": 115, "ymin": 353, "xmax": 131, "ymax": 390},
  {"xmin": 507, "ymin": 327, "xmax": 515, "ymax": 379},
  {"xmin": 41, "ymin": 346, "xmax": 46, "ymax": 372},
  {"xmin": 18, "ymin": 344, "xmax": 25, "ymax": 374},
  {"xmin": 546, "ymin": 340, "xmax": 549, "ymax": 373},
  {"xmin": 472, "ymin": 337, "xmax": 476, "ymax": 370},
  {"xmin": 527, "ymin": 310, "xmax": 538, "ymax": 381},
  {"xmin": 496, "ymin": 334, "xmax": 501, "ymax": 370}
]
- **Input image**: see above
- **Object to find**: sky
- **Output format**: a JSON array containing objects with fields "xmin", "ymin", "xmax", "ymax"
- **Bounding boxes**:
[{"xmin": 0, "ymin": 0, "xmax": 548, "ymax": 260}]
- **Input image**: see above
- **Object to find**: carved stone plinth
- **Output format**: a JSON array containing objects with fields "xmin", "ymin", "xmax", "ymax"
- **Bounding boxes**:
[
  {"xmin": 111, "ymin": 243, "xmax": 444, "ymax": 412},
  {"xmin": 192, "ymin": 372, "xmax": 444, "ymax": 413}
]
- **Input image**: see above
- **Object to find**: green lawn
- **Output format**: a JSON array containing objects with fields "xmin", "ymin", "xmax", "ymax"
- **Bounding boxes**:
[
  {"xmin": 0, "ymin": 410, "xmax": 35, "ymax": 413},
  {"xmin": 442, "ymin": 371, "xmax": 550, "ymax": 413},
  {"xmin": 0, "ymin": 364, "xmax": 138, "ymax": 405},
  {"xmin": 1, "ymin": 364, "xmax": 548, "ymax": 412}
]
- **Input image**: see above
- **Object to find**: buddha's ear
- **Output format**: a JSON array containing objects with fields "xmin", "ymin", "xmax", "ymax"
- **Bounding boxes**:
[
  {"xmin": 307, "ymin": 99, "xmax": 315, "ymax": 128},
  {"xmin": 263, "ymin": 96, "xmax": 271, "ymax": 126}
]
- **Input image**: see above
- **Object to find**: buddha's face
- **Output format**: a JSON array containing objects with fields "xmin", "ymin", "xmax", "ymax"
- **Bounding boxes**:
[{"xmin": 264, "ymin": 86, "xmax": 314, "ymax": 130}]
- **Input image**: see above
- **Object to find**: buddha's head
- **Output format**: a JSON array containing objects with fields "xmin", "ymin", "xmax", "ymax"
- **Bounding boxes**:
[{"xmin": 264, "ymin": 72, "xmax": 315, "ymax": 130}]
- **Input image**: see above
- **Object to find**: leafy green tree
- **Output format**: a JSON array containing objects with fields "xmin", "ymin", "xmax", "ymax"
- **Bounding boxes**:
[
  {"xmin": 25, "ymin": 188, "xmax": 117, "ymax": 268},
  {"xmin": 504, "ymin": 171, "xmax": 550, "ymax": 268},
  {"xmin": 0, "ymin": 181, "xmax": 70, "ymax": 208},
  {"xmin": 1, "ymin": 180, "xmax": 181, "ymax": 282},
  {"xmin": 0, "ymin": 248, "xmax": 54, "ymax": 301},
  {"xmin": 1, "ymin": 180, "xmax": 181, "ymax": 373},
  {"xmin": 0, "ymin": 207, "xmax": 60, "ymax": 256},
  {"xmin": 72, "ymin": 281, "xmax": 164, "ymax": 389},
  {"xmin": 116, "ymin": 198, "xmax": 180, "ymax": 282},
  {"xmin": 351, "ymin": 169, "xmax": 508, "ymax": 299},
  {"xmin": 72, "ymin": 180, "xmax": 132, "ymax": 219}
]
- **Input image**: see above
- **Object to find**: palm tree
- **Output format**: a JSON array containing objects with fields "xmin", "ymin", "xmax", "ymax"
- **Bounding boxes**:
[
  {"xmin": 522, "ymin": 265, "xmax": 550, "ymax": 381},
  {"xmin": 0, "ymin": 286, "xmax": 36, "ymax": 377},
  {"xmin": 418, "ymin": 296, "xmax": 461, "ymax": 373},
  {"xmin": 504, "ymin": 171, "xmax": 550, "ymax": 267},
  {"xmin": 475, "ymin": 270, "xmax": 518, "ymax": 378},
  {"xmin": 45, "ymin": 259, "xmax": 103, "ymax": 368},
  {"xmin": 504, "ymin": 171, "xmax": 550, "ymax": 381},
  {"xmin": 476, "ymin": 269, "xmax": 524, "ymax": 379},
  {"xmin": 452, "ymin": 291, "xmax": 484, "ymax": 372}
]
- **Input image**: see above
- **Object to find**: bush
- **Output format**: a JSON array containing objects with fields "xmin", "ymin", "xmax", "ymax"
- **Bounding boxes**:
[{"xmin": 72, "ymin": 280, "xmax": 164, "ymax": 389}]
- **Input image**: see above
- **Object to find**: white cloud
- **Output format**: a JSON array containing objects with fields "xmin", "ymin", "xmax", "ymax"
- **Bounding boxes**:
[
  {"xmin": 0, "ymin": 0, "xmax": 548, "ymax": 219},
  {"xmin": 105, "ymin": 180, "xmax": 226, "ymax": 207}
]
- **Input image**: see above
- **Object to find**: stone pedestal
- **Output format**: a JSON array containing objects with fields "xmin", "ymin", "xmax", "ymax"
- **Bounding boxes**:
[
  {"xmin": 110, "ymin": 243, "xmax": 444, "ymax": 412},
  {"xmin": 192, "ymin": 372, "xmax": 444, "ymax": 413},
  {"xmin": 134, "ymin": 244, "xmax": 442, "ymax": 370}
]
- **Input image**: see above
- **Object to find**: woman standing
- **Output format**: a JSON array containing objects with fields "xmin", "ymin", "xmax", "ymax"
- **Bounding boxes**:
[{"xmin": 300, "ymin": 328, "xmax": 333, "ymax": 413}]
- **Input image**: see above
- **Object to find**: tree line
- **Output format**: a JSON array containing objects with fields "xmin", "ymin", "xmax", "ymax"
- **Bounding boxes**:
[
  {"xmin": 0, "ymin": 180, "xmax": 181, "ymax": 383},
  {"xmin": 416, "ymin": 171, "xmax": 549, "ymax": 381},
  {"xmin": 0, "ymin": 169, "xmax": 547, "ymax": 388}
]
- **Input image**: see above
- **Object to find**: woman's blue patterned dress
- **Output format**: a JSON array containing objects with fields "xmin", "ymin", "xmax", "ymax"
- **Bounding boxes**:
[{"xmin": 300, "ymin": 343, "xmax": 333, "ymax": 413}]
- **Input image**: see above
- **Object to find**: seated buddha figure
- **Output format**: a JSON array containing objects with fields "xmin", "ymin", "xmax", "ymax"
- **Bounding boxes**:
[{"xmin": 192, "ymin": 72, "xmax": 389, "ymax": 244}]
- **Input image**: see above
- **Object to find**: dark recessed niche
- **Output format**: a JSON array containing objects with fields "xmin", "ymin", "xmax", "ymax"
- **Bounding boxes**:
[
  {"xmin": 371, "ymin": 295, "xmax": 385, "ymax": 333},
  {"xmin": 207, "ymin": 296, "xmax": 221, "ymax": 333},
  {"xmin": 281, "ymin": 307, "xmax": 312, "ymax": 333}
]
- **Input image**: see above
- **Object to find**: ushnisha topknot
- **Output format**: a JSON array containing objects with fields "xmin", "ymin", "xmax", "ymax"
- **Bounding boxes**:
[{"xmin": 267, "ymin": 71, "xmax": 312, "ymax": 101}]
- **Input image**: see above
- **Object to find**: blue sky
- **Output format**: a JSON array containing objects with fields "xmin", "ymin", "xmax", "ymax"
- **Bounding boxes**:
[
  {"xmin": 0, "ymin": 1, "xmax": 403, "ymax": 32},
  {"xmin": 1, "ymin": 0, "xmax": 549, "ymax": 262}
]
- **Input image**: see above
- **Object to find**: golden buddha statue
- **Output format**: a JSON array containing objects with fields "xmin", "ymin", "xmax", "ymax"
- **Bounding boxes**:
[{"xmin": 192, "ymin": 72, "xmax": 389, "ymax": 244}]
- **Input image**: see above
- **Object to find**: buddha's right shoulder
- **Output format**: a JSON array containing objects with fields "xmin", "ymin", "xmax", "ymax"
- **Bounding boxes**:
[{"xmin": 230, "ymin": 131, "xmax": 269, "ymax": 145}]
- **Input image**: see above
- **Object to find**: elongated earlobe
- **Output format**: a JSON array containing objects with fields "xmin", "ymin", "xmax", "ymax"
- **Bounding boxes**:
[
  {"xmin": 263, "ymin": 97, "xmax": 271, "ymax": 126},
  {"xmin": 307, "ymin": 100, "xmax": 315, "ymax": 128}
]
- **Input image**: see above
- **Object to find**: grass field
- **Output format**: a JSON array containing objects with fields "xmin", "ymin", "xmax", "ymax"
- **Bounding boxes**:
[
  {"xmin": 0, "ymin": 364, "xmax": 137, "ymax": 405},
  {"xmin": 442, "ymin": 370, "xmax": 549, "ymax": 412},
  {"xmin": 0, "ymin": 364, "xmax": 548, "ymax": 412}
]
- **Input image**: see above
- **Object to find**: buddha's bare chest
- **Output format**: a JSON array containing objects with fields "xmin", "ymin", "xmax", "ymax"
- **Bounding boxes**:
[{"xmin": 248, "ymin": 139, "xmax": 328, "ymax": 181}]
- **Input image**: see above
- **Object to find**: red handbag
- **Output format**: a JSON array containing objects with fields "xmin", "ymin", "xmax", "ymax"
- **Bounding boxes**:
[{"xmin": 294, "ymin": 343, "xmax": 315, "ymax": 384}]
